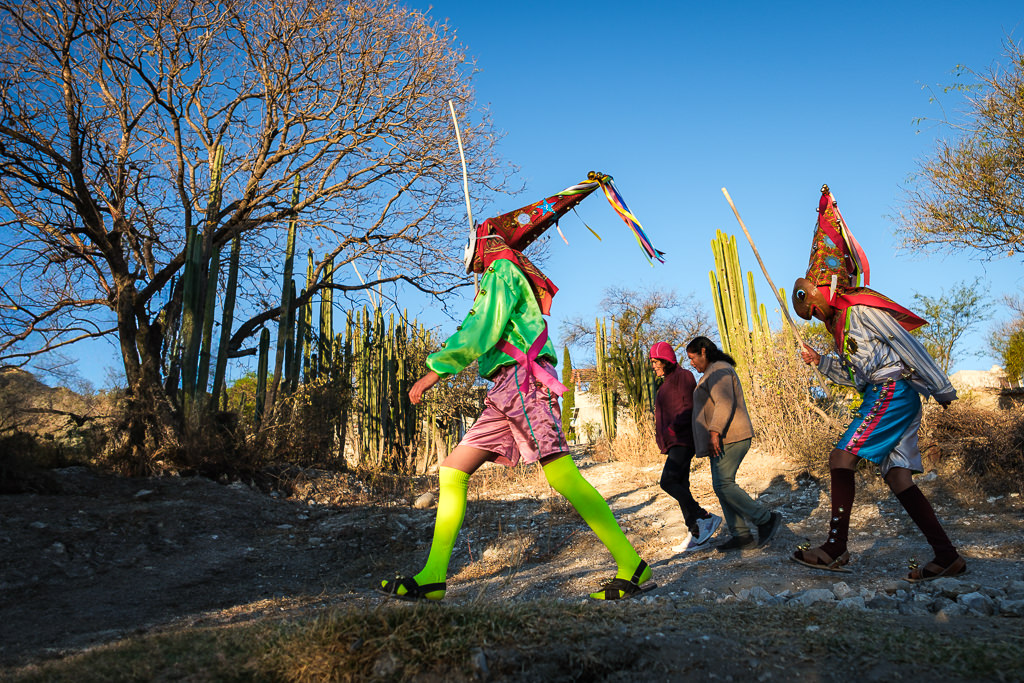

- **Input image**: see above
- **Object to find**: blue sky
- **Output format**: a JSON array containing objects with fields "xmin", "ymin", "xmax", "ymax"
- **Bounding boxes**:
[
  {"xmin": 405, "ymin": 0, "xmax": 1024, "ymax": 374},
  {"xmin": 70, "ymin": 1, "xmax": 1023, "ymax": 389}
]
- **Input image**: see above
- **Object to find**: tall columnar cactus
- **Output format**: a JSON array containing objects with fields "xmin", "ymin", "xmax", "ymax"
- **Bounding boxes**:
[
  {"xmin": 303, "ymin": 249, "xmax": 314, "ymax": 380},
  {"xmin": 318, "ymin": 256, "xmax": 334, "ymax": 379},
  {"xmin": 195, "ymin": 244, "xmax": 220, "ymax": 397},
  {"xmin": 254, "ymin": 327, "xmax": 270, "ymax": 426},
  {"xmin": 178, "ymin": 229, "xmax": 203, "ymax": 399},
  {"xmin": 211, "ymin": 232, "xmax": 241, "ymax": 411},
  {"xmin": 595, "ymin": 317, "xmax": 617, "ymax": 440},
  {"xmin": 283, "ymin": 280, "xmax": 297, "ymax": 393},
  {"xmin": 180, "ymin": 144, "xmax": 225, "ymax": 405},
  {"xmin": 291, "ymin": 287, "xmax": 309, "ymax": 391},
  {"xmin": 709, "ymin": 229, "xmax": 773, "ymax": 376},
  {"xmin": 561, "ymin": 346, "xmax": 575, "ymax": 439},
  {"xmin": 710, "ymin": 230, "xmax": 754, "ymax": 372},
  {"xmin": 271, "ymin": 176, "xmax": 301, "ymax": 402}
]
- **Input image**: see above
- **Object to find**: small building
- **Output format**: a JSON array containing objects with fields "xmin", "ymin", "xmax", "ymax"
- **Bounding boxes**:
[{"xmin": 949, "ymin": 365, "xmax": 1023, "ymax": 410}]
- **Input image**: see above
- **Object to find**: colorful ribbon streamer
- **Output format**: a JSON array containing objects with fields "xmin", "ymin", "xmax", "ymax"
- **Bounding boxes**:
[{"xmin": 598, "ymin": 177, "xmax": 665, "ymax": 264}]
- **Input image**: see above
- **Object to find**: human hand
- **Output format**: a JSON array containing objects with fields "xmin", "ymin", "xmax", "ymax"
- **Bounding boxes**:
[
  {"xmin": 409, "ymin": 371, "xmax": 441, "ymax": 404},
  {"xmin": 709, "ymin": 431, "xmax": 722, "ymax": 458},
  {"xmin": 800, "ymin": 344, "xmax": 820, "ymax": 366},
  {"xmin": 939, "ymin": 400, "xmax": 951, "ymax": 410}
]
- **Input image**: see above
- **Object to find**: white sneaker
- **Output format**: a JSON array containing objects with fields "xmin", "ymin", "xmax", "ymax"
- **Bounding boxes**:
[
  {"xmin": 694, "ymin": 514, "xmax": 722, "ymax": 545},
  {"xmin": 671, "ymin": 533, "xmax": 707, "ymax": 553}
]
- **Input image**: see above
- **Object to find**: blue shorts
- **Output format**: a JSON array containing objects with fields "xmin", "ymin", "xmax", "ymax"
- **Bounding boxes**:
[{"xmin": 837, "ymin": 378, "xmax": 923, "ymax": 475}]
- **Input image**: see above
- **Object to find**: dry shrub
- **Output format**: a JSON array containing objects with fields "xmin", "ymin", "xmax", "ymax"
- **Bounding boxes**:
[
  {"xmin": 101, "ymin": 405, "xmax": 253, "ymax": 478},
  {"xmin": 258, "ymin": 376, "xmax": 351, "ymax": 470},
  {"xmin": 473, "ymin": 460, "xmax": 548, "ymax": 498},
  {"xmin": 607, "ymin": 414, "xmax": 662, "ymax": 467},
  {"xmin": 923, "ymin": 402, "xmax": 1024, "ymax": 496},
  {"xmin": 739, "ymin": 335, "xmax": 847, "ymax": 477}
]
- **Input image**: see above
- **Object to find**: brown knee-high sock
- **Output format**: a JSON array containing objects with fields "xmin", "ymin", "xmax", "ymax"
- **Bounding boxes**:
[
  {"xmin": 895, "ymin": 485, "xmax": 958, "ymax": 565},
  {"xmin": 823, "ymin": 468, "xmax": 855, "ymax": 559}
]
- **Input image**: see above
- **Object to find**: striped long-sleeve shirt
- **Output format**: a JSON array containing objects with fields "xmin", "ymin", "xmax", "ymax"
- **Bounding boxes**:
[{"xmin": 817, "ymin": 305, "xmax": 958, "ymax": 403}]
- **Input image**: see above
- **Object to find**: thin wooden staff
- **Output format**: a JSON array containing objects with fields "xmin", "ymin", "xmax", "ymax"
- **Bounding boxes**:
[
  {"xmin": 448, "ymin": 100, "xmax": 477, "ymax": 290},
  {"xmin": 721, "ymin": 187, "xmax": 840, "ymax": 426}
]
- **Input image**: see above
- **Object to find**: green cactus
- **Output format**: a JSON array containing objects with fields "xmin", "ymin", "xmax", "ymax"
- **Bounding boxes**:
[
  {"xmin": 195, "ymin": 244, "xmax": 220, "ymax": 397},
  {"xmin": 210, "ymin": 231, "xmax": 241, "ymax": 411},
  {"xmin": 254, "ymin": 327, "xmax": 270, "ymax": 426},
  {"xmin": 284, "ymin": 280, "xmax": 297, "ymax": 393},
  {"xmin": 175, "ymin": 144, "xmax": 225, "ymax": 409},
  {"xmin": 304, "ymin": 250, "xmax": 314, "ymax": 380},
  {"xmin": 561, "ymin": 346, "xmax": 576, "ymax": 441},
  {"xmin": 709, "ymin": 229, "xmax": 774, "ymax": 376},
  {"xmin": 272, "ymin": 176, "xmax": 301, "ymax": 402},
  {"xmin": 595, "ymin": 318, "xmax": 617, "ymax": 440},
  {"xmin": 319, "ymin": 256, "xmax": 334, "ymax": 379}
]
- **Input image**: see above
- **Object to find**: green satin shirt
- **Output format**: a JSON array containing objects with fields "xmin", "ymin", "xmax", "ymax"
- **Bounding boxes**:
[{"xmin": 426, "ymin": 258, "xmax": 558, "ymax": 379}]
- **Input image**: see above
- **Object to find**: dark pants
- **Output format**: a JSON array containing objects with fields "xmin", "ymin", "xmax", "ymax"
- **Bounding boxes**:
[{"xmin": 660, "ymin": 445, "xmax": 707, "ymax": 535}]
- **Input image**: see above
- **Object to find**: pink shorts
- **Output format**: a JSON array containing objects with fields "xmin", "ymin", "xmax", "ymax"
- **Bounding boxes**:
[{"xmin": 459, "ymin": 360, "xmax": 570, "ymax": 467}]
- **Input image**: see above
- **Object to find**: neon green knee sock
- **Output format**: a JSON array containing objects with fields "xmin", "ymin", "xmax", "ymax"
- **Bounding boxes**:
[
  {"xmin": 410, "ymin": 466, "xmax": 470, "ymax": 594},
  {"xmin": 542, "ymin": 456, "xmax": 649, "ymax": 583}
]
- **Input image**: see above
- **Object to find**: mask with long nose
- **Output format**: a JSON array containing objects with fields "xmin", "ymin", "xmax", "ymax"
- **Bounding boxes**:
[{"xmin": 792, "ymin": 277, "xmax": 834, "ymax": 321}]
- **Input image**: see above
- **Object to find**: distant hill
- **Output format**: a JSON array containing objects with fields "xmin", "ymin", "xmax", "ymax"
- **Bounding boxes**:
[{"xmin": 0, "ymin": 368, "xmax": 115, "ymax": 452}]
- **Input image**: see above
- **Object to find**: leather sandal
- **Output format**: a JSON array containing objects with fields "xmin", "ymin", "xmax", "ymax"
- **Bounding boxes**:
[
  {"xmin": 589, "ymin": 560, "xmax": 657, "ymax": 600},
  {"xmin": 790, "ymin": 544, "xmax": 852, "ymax": 573},
  {"xmin": 378, "ymin": 576, "xmax": 446, "ymax": 601},
  {"xmin": 906, "ymin": 556, "xmax": 967, "ymax": 583}
]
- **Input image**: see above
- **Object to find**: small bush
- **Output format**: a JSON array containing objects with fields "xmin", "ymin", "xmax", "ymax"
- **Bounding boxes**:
[{"xmin": 924, "ymin": 403, "xmax": 1024, "ymax": 496}]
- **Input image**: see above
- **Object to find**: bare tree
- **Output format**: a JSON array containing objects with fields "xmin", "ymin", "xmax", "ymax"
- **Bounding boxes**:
[
  {"xmin": 561, "ymin": 286, "xmax": 713, "ymax": 360},
  {"xmin": 0, "ymin": 0, "xmax": 505, "ymax": 453},
  {"xmin": 898, "ymin": 39, "xmax": 1024, "ymax": 260}
]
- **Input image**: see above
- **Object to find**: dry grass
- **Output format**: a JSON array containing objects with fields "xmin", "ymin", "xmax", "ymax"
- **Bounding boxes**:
[
  {"xmin": 923, "ymin": 402, "xmax": 1024, "ymax": 497},
  {"xmin": 605, "ymin": 414, "xmax": 663, "ymax": 468},
  {"xmin": 8, "ymin": 600, "xmax": 1023, "ymax": 682},
  {"xmin": 739, "ymin": 336, "xmax": 847, "ymax": 477}
]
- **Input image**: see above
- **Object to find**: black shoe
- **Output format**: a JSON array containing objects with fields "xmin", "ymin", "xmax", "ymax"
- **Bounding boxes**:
[
  {"xmin": 715, "ymin": 535, "xmax": 756, "ymax": 552},
  {"xmin": 756, "ymin": 512, "xmax": 783, "ymax": 548}
]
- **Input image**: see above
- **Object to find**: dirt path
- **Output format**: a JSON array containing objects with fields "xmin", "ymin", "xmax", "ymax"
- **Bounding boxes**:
[{"xmin": 2, "ymin": 449, "xmax": 1023, "ymax": 669}]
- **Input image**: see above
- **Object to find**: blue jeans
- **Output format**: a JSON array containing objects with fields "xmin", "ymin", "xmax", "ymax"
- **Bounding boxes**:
[{"xmin": 710, "ymin": 438, "xmax": 769, "ymax": 537}]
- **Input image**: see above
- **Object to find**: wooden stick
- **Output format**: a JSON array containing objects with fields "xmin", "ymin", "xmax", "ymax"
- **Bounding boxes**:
[
  {"xmin": 720, "ymin": 187, "xmax": 838, "ymax": 411},
  {"xmin": 721, "ymin": 188, "xmax": 802, "ymax": 341}
]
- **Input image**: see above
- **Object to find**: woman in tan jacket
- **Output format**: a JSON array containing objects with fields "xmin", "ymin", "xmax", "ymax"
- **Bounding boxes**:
[{"xmin": 686, "ymin": 337, "xmax": 782, "ymax": 552}]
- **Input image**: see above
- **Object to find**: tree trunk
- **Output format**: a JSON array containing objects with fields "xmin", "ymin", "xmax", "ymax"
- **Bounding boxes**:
[{"xmin": 110, "ymin": 278, "xmax": 180, "ymax": 471}]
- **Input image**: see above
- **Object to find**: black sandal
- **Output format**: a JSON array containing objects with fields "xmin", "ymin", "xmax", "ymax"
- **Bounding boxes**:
[
  {"xmin": 378, "ymin": 576, "xmax": 446, "ymax": 601},
  {"xmin": 589, "ymin": 560, "xmax": 657, "ymax": 600}
]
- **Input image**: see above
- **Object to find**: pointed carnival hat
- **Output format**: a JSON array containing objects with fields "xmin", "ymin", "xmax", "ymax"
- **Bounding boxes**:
[
  {"xmin": 792, "ymin": 185, "xmax": 926, "ymax": 337},
  {"xmin": 462, "ymin": 172, "xmax": 665, "ymax": 314}
]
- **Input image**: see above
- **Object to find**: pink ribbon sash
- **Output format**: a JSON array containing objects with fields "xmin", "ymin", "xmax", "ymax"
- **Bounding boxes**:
[{"xmin": 495, "ymin": 325, "xmax": 567, "ymax": 397}]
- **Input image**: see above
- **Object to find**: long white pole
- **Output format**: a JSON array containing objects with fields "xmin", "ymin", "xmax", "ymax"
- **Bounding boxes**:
[{"xmin": 448, "ymin": 100, "xmax": 473, "ymax": 231}]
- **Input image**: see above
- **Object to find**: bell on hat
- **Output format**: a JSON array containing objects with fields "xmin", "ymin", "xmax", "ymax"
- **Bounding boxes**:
[{"xmin": 649, "ymin": 341, "xmax": 677, "ymax": 366}]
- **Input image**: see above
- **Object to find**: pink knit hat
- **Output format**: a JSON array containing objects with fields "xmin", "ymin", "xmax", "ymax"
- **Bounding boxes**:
[{"xmin": 649, "ymin": 342, "xmax": 677, "ymax": 365}]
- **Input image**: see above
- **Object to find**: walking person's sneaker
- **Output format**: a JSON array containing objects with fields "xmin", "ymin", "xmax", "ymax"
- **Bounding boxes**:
[
  {"xmin": 671, "ymin": 533, "xmax": 708, "ymax": 553},
  {"xmin": 715, "ymin": 534, "xmax": 756, "ymax": 552},
  {"xmin": 694, "ymin": 513, "xmax": 722, "ymax": 546},
  {"xmin": 756, "ymin": 511, "xmax": 783, "ymax": 548}
]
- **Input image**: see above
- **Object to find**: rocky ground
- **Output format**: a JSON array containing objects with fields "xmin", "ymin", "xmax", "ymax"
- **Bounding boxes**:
[{"xmin": 1, "ymin": 447, "xmax": 1023, "ymax": 677}]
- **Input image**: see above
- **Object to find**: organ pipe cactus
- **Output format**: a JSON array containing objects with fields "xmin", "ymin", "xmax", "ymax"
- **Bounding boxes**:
[
  {"xmin": 271, "ymin": 176, "xmax": 301, "ymax": 402},
  {"xmin": 319, "ymin": 256, "xmax": 334, "ymax": 379},
  {"xmin": 709, "ymin": 229, "xmax": 772, "ymax": 375},
  {"xmin": 210, "ymin": 232, "xmax": 241, "ymax": 411},
  {"xmin": 595, "ymin": 318, "xmax": 617, "ymax": 440},
  {"xmin": 254, "ymin": 327, "xmax": 270, "ymax": 426}
]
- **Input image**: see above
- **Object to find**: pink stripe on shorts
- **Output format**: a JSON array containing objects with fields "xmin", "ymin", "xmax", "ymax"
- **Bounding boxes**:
[{"xmin": 459, "ymin": 359, "xmax": 570, "ymax": 467}]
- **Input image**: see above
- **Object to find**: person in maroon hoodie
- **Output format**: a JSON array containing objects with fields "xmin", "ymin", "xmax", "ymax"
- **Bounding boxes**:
[{"xmin": 650, "ymin": 342, "xmax": 722, "ymax": 552}]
